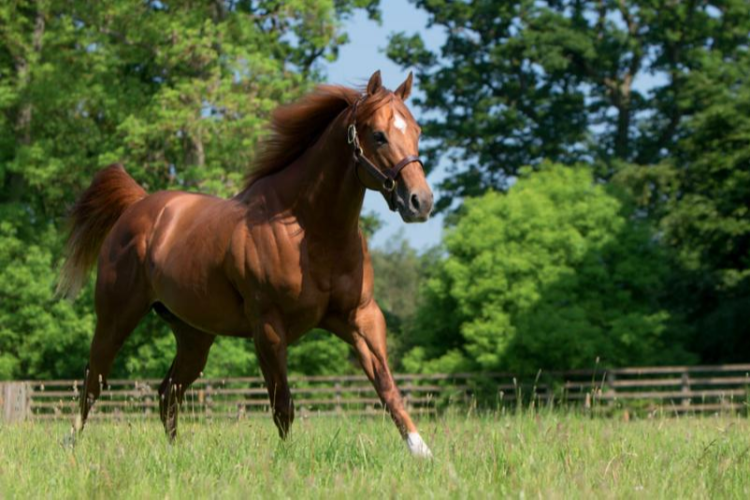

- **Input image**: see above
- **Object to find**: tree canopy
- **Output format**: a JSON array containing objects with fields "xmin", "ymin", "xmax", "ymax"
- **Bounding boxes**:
[
  {"xmin": 387, "ymin": 0, "xmax": 750, "ymax": 371},
  {"xmin": 402, "ymin": 164, "xmax": 693, "ymax": 373},
  {"xmin": 0, "ymin": 0, "xmax": 748, "ymax": 381},
  {"xmin": 0, "ymin": 0, "xmax": 378, "ymax": 380},
  {"xmin": 387, "ymin": 0, "xmax": 750, "ymax": 210},
  {"xmin": 616, "ymin": 48, "xmax": 750, "ymax": 362}
]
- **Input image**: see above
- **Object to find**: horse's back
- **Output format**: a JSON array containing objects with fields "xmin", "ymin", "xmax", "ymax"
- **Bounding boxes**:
[{"xmin": 101, "ymin": 190, "xmax": 237, "ymax": 266}]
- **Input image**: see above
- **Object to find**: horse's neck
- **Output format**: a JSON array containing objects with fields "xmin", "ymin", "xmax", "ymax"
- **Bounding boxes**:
[{"xmin": 243, "ymin": 116, "xmax": 366, "ymax": 242}]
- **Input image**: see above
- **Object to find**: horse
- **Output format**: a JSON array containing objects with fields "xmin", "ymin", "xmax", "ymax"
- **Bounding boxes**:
[{"xmin": 58, "ymin": 71, "xmax": 434, "ymax": 457}]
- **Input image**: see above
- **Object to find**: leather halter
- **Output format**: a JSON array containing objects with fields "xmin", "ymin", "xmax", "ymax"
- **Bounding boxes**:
[{"xmin": 347, "ymin": 96, "xmax": 423, "ymax": 211}]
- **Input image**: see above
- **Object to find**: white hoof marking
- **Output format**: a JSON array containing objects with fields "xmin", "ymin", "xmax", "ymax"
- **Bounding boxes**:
[{"xmin": 406, "ymin": 432, "xmax": 433, "ymax": 458}]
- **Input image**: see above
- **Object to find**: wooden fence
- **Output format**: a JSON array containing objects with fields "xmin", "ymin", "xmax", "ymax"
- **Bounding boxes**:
[{"xmin": 2, "ymin": 364, "xmax": 750, "ymax": 422}]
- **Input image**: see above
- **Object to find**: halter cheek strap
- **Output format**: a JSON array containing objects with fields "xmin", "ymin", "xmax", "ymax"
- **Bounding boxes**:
[{"xmin": 347, "ymin": 97, "xmax": 423, "ymax": 211}]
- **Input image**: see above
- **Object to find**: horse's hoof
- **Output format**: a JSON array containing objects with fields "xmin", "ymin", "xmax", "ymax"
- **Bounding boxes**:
[
  {"xmin": 62, "ymin": 426, "xmax": 77, "ymax": 450},
  {"xmin": 406, "ymin": 432, "xmax": 433, "ymax": 459},
  {"xmin": 74, "ymin": 414, "xmax": 83, "ymax": 433}
]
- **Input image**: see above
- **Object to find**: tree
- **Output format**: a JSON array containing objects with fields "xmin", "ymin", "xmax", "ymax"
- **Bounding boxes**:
[
  {"xmin": 0, "ymin": 222, "xmax": 93, "ymax": 379},
  {"xmin": 616, "ymin": 49, "xmax": 750, "ymax": 362},
  {"xmin": 0, "ymin": 0, "xmax": 379, "ymax": 380},
  {"xmin": 387, "ymin": 0, "xmax": 750, "ymax": 211},
  {"xmin": 403, "ymin": 164, "xmax": 693, "ymax": 374},
  {"xmin": 369, "ymin": 230, "xmax": 425, "ymax": 367}
]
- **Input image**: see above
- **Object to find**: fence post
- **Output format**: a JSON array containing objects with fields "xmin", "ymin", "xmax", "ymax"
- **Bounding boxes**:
[
  {"xmin": 205, "ymin": 382, "xmax": 213, "ymax": 417},
  {"xmin": 2, "ymin": 382, "xmax": 30, "ymax": 422},
  {"xmin": 606, "ymin": 371, "xmax": 617, "ymax": 408},
  {"xmin": 334, "ymin": 381, "xmax": 342, "ymax": 414},
  {"xmin": 681, "ymin": 371, "xmax": 691, "ymax": 408}
]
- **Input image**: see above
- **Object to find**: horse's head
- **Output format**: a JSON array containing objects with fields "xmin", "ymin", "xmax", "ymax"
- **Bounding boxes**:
[{"xmin": 349, "ymin": 71, "xmax": 433, "ymax": 223}]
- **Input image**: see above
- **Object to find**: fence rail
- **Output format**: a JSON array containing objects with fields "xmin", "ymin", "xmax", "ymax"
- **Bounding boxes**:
[{"xmin": 2, "ymin": 364, "xmax": 750, "ymax": 422}]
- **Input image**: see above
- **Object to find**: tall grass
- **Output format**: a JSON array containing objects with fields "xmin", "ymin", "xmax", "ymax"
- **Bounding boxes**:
[{"xmin": 1, "ymin": 409, "xmax": 749, "ymax": 499}]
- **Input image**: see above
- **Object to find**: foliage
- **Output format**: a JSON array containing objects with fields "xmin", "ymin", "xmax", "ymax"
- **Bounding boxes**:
[
  {"xmin": 287, "ymin": 329, "xmax": 356, "ymax": 376},
  {"xmin": 1, "ymin": 0, "xmax": 748, "ymax": 381},
  {"xmin": 359, "ymin": 210, "xmax": 383, "ymax": 239},
  {"xmin": 387, "ymin": 0, "xmax": 750, "ymax": 210},
  {"xmin": 615, "ymin": 49, "xmax": 750, "ymax": 362},
  {"xmin": 390, "ymin": 0, "xmax": 750, "ymax": 369},
  {"xmin": 0, "ymin": 223, "xmax": 93, "ymax": 379},
  {"xmin": 371, "ymin": 231, "xmax": 421, "ymax": 322},
  {"xmin": 3, "ymin": 415, "xmax": 750, "ymax": 498},
  {"xmin": 0, "ymin": 0, "xmax": 378, "ymax": 380},
  {"xmin": 403, "ymin": 165, "xmax": 692, "ymax": 374},
  {"xmin": 368, "ymin": 230, "xmax": 424, "ymax": 365}
]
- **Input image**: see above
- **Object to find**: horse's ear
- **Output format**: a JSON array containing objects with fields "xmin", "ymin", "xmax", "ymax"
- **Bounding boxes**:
[
  {"xmin": 366, "ymin": 70, "xmax": 382, "ymax": 95},
  {"xmin": 395, "ymin": 72, "xmax": 413, "ymax": 101}
]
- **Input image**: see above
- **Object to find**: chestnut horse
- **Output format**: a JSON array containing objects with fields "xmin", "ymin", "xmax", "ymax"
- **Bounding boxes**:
[{"xmin": 58, "ymin": 71, "xmax": 434, "ymax": 457}]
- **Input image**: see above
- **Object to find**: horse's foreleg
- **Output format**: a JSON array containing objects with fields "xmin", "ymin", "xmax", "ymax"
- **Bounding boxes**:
[
  {"xmin": 254, "ymin": 317, "xmax": 293, "ymax": 439},
  {"xmin": 327, "ymin": 302, "xmax": 433, "ymax": 458},
  {"xmin": 157, "ymin": 317, "xmax": 215, "ymax": 442}
]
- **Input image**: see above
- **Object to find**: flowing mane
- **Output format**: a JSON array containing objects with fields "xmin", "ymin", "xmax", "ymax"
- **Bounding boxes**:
[{"xmin": 244, "ymin": 84, "xmax": 394, "ymax": 188}]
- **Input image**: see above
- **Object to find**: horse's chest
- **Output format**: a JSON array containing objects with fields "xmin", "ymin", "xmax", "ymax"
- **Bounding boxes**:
[{"xmin": 239, "ymin": 223, "xmax": 332, "ymax": 324}]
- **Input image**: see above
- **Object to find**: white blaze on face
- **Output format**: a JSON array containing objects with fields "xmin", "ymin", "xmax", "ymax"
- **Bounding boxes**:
[{"xmin": 393, "ymin": 112, "xmax": 408, "ymax": 134}]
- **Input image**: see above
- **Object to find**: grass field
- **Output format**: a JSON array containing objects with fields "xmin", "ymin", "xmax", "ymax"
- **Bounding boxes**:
[{"xmin": 1, "ymin": 410, "xmax": 750, "ymax": 499}]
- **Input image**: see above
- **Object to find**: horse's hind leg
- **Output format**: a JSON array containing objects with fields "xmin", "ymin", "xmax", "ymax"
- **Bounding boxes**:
[
  {"xmin": 77, "ymin": 291, "xmax": 151, "ymax": 432},
  {"xmin": 156, "ymin": 305, "xmax": 215, "ymax": 441}
]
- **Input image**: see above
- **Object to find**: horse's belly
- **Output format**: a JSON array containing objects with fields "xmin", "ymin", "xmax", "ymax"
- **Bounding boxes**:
[
  {"xmin": 149, "ymin": 244, "xmax": 250, "ymax": 335},
  {"xmin": 154, "ymin": 277, "xmax": 250, "ymax": 336}
]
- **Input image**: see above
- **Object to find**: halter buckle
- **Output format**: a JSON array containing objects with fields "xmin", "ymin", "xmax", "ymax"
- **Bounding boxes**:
[
  {"xmin": 347, "ymin": 124, "xmax": 358, "ymax": 145},
  {"xmin": 383, "ymin": 178, "xmax": 396, "ymax": 192}
]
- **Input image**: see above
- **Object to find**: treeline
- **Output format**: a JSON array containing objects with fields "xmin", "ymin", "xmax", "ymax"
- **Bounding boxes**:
[
  {"xmin": 0, "ymin": 0, "xmax": 377, "ymax": 379},
  {"xmin": 1, "ymin": 1, "xmax": 749, "ymax": 380},
  {"xmin": 387, "ymin": 0, "xmax": 750, "ymax": 373}
]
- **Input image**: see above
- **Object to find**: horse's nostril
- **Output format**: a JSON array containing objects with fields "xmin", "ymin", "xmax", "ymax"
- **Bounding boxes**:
[{"xmin": 410, "ymin": 193, "xmax": 420, "ymax": 211}]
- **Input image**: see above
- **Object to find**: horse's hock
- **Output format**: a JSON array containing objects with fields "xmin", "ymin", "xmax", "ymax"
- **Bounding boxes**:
[{"xmin": 1, "ymin": 382, "xmax": 30, "ymax": 422}]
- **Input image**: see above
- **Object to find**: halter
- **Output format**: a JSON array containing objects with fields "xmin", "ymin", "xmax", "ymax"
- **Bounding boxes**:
[{"xmin": 347, "ymin": 96, "xmax": 423, "ymax": 211}]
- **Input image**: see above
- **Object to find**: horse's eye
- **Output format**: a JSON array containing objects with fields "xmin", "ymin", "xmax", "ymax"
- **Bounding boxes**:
[{"xmin": 373, "ymin": 131, "xmax": 388, "ymax": 145}]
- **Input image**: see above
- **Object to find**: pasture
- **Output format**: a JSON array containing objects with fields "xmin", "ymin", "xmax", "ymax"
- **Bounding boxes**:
[{"xmin": 1, "ymin": 411, "xmax": 749, "ymax": 499}]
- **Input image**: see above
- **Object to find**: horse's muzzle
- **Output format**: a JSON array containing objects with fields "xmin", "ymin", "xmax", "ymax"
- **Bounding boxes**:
[{"xmin": 397, "ymin": 188, "xmax": 433, "ymax": 223}]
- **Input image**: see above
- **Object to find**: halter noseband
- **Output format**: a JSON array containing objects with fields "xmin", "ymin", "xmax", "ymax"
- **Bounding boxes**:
[{"xmin": 347, "ymin": 96, "xmax": 423, "ymax": 211}]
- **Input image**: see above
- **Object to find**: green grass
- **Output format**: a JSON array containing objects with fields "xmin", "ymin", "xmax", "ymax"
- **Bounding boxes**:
[{"xmin": 2, "ymin": 410, "xmax": 750, "ymax": 499}]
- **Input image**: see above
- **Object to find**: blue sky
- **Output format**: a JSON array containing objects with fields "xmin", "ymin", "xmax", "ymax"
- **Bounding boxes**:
[{"xmin": 324, "ymin": 0, "xmax": 446, "ymax": 251}]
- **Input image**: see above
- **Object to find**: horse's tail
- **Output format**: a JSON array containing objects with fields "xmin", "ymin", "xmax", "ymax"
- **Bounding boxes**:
[{"xmin": 57, "ymin": 164, "xmax": 147, "ymax": 298}]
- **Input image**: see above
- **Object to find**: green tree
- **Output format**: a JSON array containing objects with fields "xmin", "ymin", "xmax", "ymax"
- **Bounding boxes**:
[
  {"xmin": 369, "ymin": 231, "xmax": 426, "ymax": 367},
  {"xmin": 0, "ymin": 0, "xmax": 378, "ymax": 380},
  {"xmin": 403, "ymin": 165, "xmax": 692, "ymax": 374},
  {"xmin": 387, "ymin": 0, "xmax": 750, "ymax": 210},
  {"xmin": 616, "ymin": 50, "xmax": 750, "ymax": 362},
  {"xmin": 0, "ymin": 222, "xmax": 93, "ymax": 379},
  {"xmin": 287, "ymin": 329, "xmax": 356, "ymax": 376}
]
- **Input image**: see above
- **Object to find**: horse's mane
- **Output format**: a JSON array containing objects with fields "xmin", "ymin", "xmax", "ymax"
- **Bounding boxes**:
[{"xmin": 244, "ymin": 84, "xmax": 394, "ymax": 189}]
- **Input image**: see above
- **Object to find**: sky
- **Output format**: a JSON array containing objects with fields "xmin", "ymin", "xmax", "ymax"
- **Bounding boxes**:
[{"xmin": 324, "ymin": 0, "xmax": 446, "ymax": 251}]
